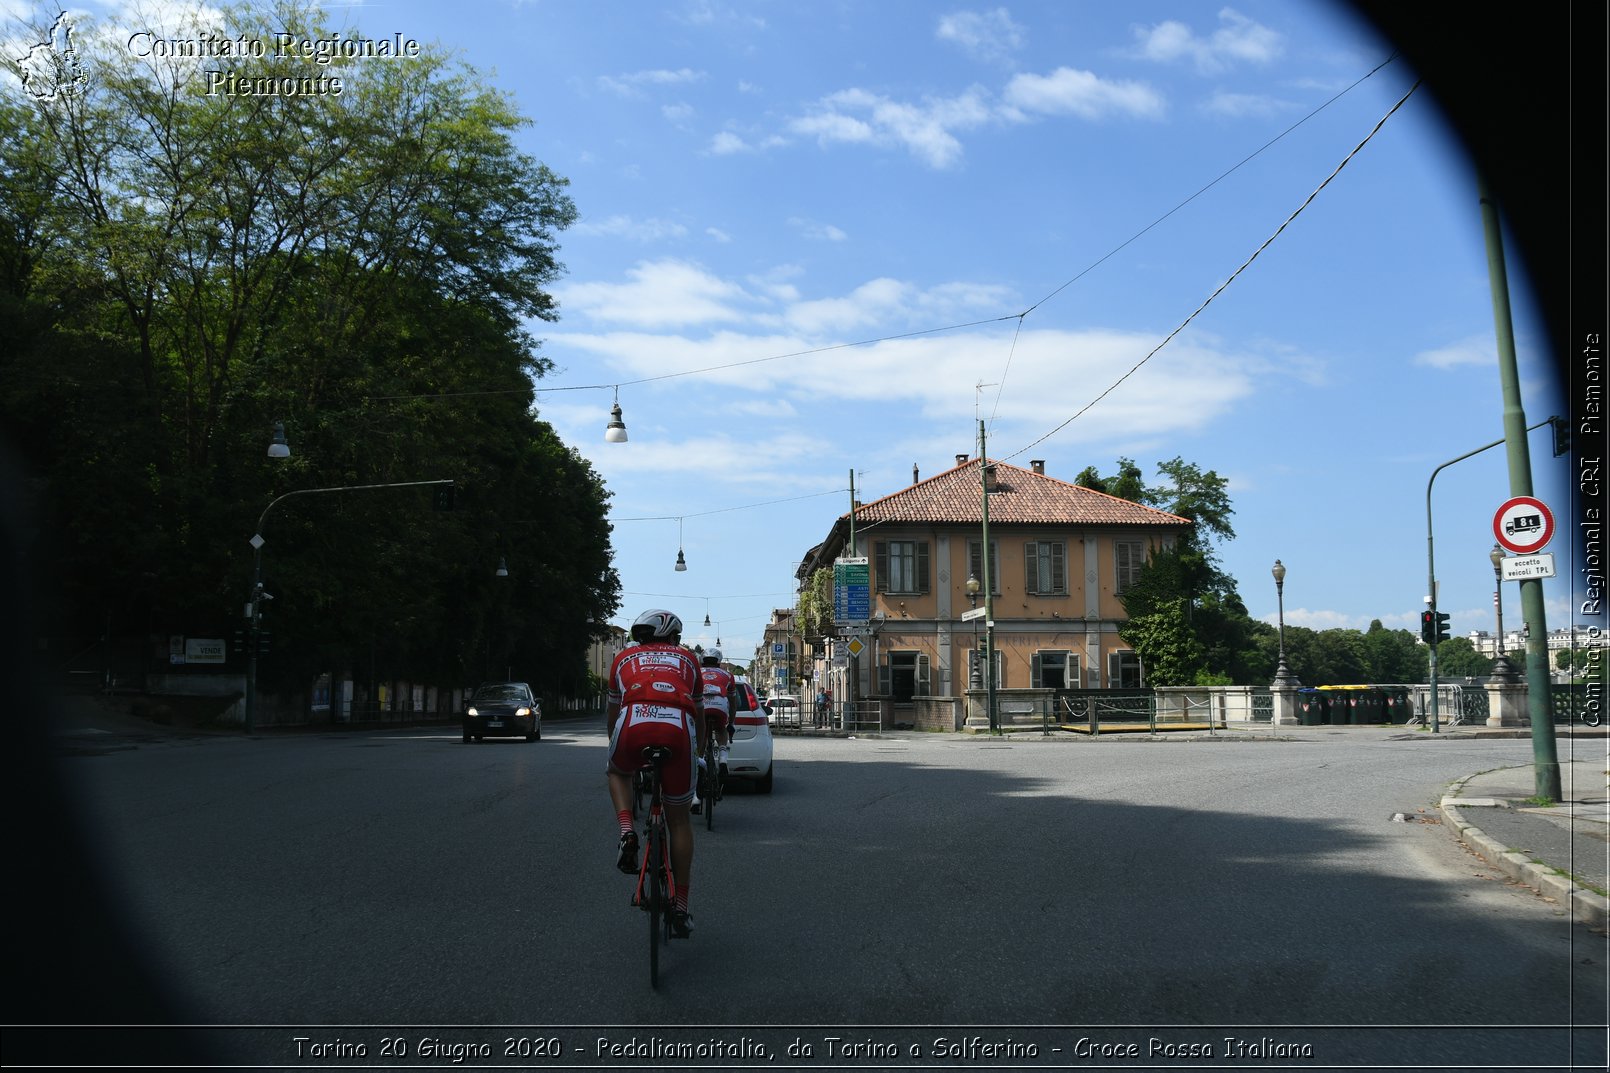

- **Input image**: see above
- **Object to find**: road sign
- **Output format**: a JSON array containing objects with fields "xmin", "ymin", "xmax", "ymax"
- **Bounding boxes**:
[
  {"xmin": 846, "ymin": 637, "xmax": 865, "ymax": 658},
  {"xmin": 1500, "ymin": 552, "xmax": 1556, "ymax": 581},
  {"xmin": 960, "ymin": 606, "xmax": 986, "ymax": 622},
  {"xmin": 833, "ymin": 556, "xmax": 870, "ymax": 624},
  {"xmin": 1493, "ymin": 495, "xmax": 1554, "ymax": 554},
  {"xmin": 771, "ymin": 642, "xmax": 786, "ymax": 657}
]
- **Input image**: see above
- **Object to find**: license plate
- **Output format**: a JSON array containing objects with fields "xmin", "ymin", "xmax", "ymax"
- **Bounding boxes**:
[{"xmin": 488, "ymin": 721, "xmax": 504, "ymax": 728}]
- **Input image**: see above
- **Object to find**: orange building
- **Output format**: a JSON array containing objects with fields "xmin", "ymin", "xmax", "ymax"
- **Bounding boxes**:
[{"xmin": 795, "ymin": 455, "xmax": 1191, "ymax": 729}]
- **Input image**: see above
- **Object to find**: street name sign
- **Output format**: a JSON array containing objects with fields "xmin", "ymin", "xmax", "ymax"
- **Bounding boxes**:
[
  {"xmin": 960, "ymin": 606, "xmax": 987, "ymax": 622},
  {"xmin": 1500, "ymin": 552, "xmax": 1556, "ymax": 581},
  {"xmin": 1493, "ymin": 495, "xmax": 1554, "ymax": 554}
]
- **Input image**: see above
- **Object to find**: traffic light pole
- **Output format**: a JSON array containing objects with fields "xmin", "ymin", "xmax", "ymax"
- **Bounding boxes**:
[{"xmin": 1423, "ymin": 425, "xmax": 1549, "ymax": 734}]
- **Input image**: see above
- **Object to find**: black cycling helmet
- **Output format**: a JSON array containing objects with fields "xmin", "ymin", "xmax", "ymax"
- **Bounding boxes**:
[{"xmin": 630, "ymin": 609, "xmax": 683, "ymax": 644}]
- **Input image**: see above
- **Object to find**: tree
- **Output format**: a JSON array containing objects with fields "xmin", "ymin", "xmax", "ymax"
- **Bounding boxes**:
[
  {"xmin": 796, "ymin": 567, "xmax": 835, "ymax": 647},
  {"xmin": 1, "ymin": 2, "xmax": 613, "ymax": 701},
  {"xmin": 1433, "ymin": 637, "xmax": 1492, "ymax": 679}
]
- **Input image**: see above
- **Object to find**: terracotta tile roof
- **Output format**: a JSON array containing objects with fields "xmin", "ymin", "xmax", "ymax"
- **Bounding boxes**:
[{"xmin": 848, "ymin": 458, "xmax": 1192, "ymax": 528}]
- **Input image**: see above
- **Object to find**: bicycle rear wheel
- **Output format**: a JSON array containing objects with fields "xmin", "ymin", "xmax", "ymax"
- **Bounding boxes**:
[
  {"xmin": 703, "ymin": 746, "xmax": 716, "ymax": 831},
  {"xmin": 646, "ymin": 820, "xmax": 663, "ymax": 988}
]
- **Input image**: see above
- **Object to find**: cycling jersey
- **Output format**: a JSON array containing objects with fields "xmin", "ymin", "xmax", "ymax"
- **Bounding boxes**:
[
  {"xmin": 699, "ymin": 665, "xmax": 735, "ymax": 732},
  {"xmin": 606, "ymin": 643, "xmax": 702, "ymax": 805}
]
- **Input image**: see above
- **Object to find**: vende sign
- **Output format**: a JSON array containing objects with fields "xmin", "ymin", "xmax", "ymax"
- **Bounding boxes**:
[{"xmin": 1493, "ymin": 495, "xmax": 1554, "ymax": 555}]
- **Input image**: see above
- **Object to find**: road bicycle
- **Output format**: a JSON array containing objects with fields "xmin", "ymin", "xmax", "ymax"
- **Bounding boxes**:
[
  {"xmin": 630, "ymin": 745, "xmax": 677, "ymax": 988},
  {"xmin": 697, "ymin": 734, "xmax": 723, "ymax": 831}
]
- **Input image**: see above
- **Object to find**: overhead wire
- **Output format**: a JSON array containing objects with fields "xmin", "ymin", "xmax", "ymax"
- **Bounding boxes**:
[{"xmin": 1001, "ymin": 78, "xmax": 1421, "ymax": 464}]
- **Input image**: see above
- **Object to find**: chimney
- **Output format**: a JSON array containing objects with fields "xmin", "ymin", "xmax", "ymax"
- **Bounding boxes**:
[
  {"xmin": 984, "ymin": 463, "xmax": 997, "ymax": 491},
  {"xmin": 955, "ymin": 453, "xmax": 968, "ymax": 467},
  {"xmin": 1030, "ymin": 459, "xmax": 1044, "ymax": 475},
  {"xmin": 913, "ymin": 463, "xmax": 919, "ymax": 485}
]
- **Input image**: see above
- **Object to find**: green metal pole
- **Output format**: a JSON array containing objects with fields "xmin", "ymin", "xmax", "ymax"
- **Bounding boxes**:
[
  {"xmin": 979, "ymin": 422, "xmax": 997, "ymax": 735},
  {"xmin": 1479, "ymin": 177, "xmax": 1561, "ymax": 802}
]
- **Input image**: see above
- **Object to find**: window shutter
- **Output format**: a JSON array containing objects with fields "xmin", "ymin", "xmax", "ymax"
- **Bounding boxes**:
[
  {"xmin": 969, "ymin": 541, "xmax": 981, "ymax": 585},
  {"xmin": 877, "ymin": 659, "xmax": 891, "ymax": 695},
  {"xmin": 993, "ymin": 648, "xmax": 1004, "ymax": 688},
  {"xmin": 1051, "ymin": 542, "xmax": 1065, "ymax": 594},
  {"xmin": 917, "ymin": 542, "xmax": 930, "ymax": 593},
  {"xmin": 875, "ymin": 541, "xmax": 888, "ymax": 594},
  {"xmin": 916, "ymin": 654, "xmax": 930, "ymax": 695},
  {"xmin": 1024, "ymin": 541, "xmax": 1038, "ymax": 594},
  {"xmin": 1030, "ymin": 651, "xmax": 1043, "ymax": 688},
  {"xmin": 1108, "ymin": 651, "xmax": 1122, "ymax": 686},
  {"xmin": 1065, "ymin": 652, "xmax": 1081, "ymax": 689}
]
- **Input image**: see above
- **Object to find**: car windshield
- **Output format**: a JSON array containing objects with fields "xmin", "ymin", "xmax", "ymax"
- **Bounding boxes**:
[{"xmin": 473, "ymin": 685, "xmax": 529, "ymax": 704}]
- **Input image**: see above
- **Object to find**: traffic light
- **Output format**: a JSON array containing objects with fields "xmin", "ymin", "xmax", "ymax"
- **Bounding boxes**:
[
  {"xmin": 1550, "ymin": 416, "xmax": 1571, "ymax": 458},
  {"xmin": 432, "ymin": 483, "xmax": 455, "ymax": 511},
  {"xmin": 1434, "ymin": 612, "xmax": 1450, "ymax": 644},
  {"xmin": 1420, "ymin": 610, "xmax": 1436, "ymax": 644}
]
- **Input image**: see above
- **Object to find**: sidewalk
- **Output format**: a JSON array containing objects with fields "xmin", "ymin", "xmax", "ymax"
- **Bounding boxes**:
[{"xmin": 1440, "ymin": 757, "xmax": 1609, "ymax": 929}]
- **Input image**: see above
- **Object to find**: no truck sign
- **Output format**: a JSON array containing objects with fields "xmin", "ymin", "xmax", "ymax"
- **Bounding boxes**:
[{"xmin": 1492, "ymin": 495, "xmax": 1554, "ymax": 555}]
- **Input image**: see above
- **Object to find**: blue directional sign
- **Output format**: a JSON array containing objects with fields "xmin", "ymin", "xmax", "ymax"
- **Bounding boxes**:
[{"xmin": 833, "ymin": 556, "xmax": 870, "ymax": 624}]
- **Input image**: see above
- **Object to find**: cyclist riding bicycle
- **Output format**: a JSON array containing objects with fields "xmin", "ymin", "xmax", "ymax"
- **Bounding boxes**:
[
  {"xmin": 605, "ymin": 609, "xmax": 705, "ymax": 938},
  {"xmin": 692, "ymin": 647, "xmax": 737, "ymax": 814}
]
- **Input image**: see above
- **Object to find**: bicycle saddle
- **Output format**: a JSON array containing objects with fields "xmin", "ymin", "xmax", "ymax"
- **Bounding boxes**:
[{"xmin": 640, "ymin": 745, "xmax": 673, "ymax": 765}]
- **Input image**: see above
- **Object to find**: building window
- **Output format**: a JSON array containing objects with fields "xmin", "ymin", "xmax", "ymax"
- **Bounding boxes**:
[
  {"xmin": 966, "ymin": 539, "xmax": 999, "ymax": 595},
  {"xmin": 878, "ymin": 651, "xmax": 931, "ymax": 700},
  {"xmin": 875, "ymin": 540, "xmax": 929, "ymax": 594},
  {"xmin": 1108, "ymin": 650, "xmax": 1142, "ymax": 689},
  {"xmin": 1115, "ymin": 540, "xmax": 1145, "ymax": 595},
  {"xmin": 1025, "ymin": 541, "xmax": 1067, "ymax": 595},
  {"xmin": 1032, "ymin": 650, "xmax": 1080, "ymax": 689}
]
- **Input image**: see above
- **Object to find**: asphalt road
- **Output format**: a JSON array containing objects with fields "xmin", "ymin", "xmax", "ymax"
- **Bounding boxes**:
[{"xmin": 17, "ymin": 721, "xmax": 1608, "ymax": 1070}]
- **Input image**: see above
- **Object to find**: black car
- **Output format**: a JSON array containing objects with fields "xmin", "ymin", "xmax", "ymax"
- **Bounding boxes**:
[{"xmin": 462, "ymin": 682, "xmax": 541, "ymax": 743}]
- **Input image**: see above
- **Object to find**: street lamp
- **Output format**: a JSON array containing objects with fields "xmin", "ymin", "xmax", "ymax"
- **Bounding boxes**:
[
  {"xmin": 1271, "ymin": 559, "xmax": 1299, "ymax": 689},
  {"xmin": 1489, "ymin": 544, "xmax": 1516, "ymax": 679},
  {"xmin": 965, "ymin": 572, "xmax": 981, "ymax": 689}
]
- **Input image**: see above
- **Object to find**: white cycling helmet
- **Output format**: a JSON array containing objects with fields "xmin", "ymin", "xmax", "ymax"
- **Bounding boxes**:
[
  {"xmin": 631, "ymin": 609, "xmax": 683, "ymax": 643},
  {"xmin": 703, "ymin": 647, "xmax": 723, "ymax": 664}
]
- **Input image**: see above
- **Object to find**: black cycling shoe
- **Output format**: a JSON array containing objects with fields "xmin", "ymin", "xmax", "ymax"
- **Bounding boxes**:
[
  {"xmin": 616, "ymin": 832, "xmax": 639, "ymax": 875},
  {"xmin": 690, "ymin": 799, "xmax": 702, "ymax": 815},
  {"xmin": 669, "ymin": 909, "xmax": 694, "ymax": 938}
]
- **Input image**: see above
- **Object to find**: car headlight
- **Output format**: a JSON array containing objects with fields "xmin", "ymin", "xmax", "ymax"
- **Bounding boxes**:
[
  {"xmin": 467, "ymin": 707, "xmax": 479, "ymax": 717},
  {"xmin": 516, "ymin": 707, "xmax": 532, "ymax": 717}
]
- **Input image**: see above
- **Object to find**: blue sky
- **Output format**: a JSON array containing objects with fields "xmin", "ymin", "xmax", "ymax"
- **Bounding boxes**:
[{"xmin": 16, "ymin": 1, "xmax": 1579, "ymax": 666}]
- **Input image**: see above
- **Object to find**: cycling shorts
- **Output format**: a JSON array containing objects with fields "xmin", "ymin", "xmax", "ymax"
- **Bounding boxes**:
[
  {"xmin": 701, "ymin": 696, "xmax": 730, "ymax": 733},
  {"xmin": 607, "ymin": 702, "xmax": 697, "ymax": 806}
]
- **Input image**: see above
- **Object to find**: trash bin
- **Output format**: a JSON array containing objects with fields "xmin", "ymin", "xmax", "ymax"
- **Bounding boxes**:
[
  {"xmin": 1298, "ymin": 688, "xmax": 1322, "ymax": 726},
  {"xmin": 1381, "ymin": 687, "xmax": 1411, "ymax": 724}
]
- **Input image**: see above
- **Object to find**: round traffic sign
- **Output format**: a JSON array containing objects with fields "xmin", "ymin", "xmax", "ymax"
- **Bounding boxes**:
[{"xmin": 1493, "ymin": 495, "xmax": 1554, "ymax": 554}]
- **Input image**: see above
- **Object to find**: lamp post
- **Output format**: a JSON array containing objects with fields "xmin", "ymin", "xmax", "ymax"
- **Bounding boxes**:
[
  {"xmin": 244, "ymin": 424, "xmax": 292, "ymax": 734},
  {"xmin": 1489, "ymin": 544, "xmax": 1516, "ymax": 680},
  {"xmin": 1270, "ymin": 559, "xmax": 1301, "ymax": 725},
  {"xmin": 965, "ymin": 573, "xmax": 981, "ymax": 690}
]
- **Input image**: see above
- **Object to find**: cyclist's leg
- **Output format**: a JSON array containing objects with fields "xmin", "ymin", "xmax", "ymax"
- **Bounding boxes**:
[
  {"xmin": 655, "ymin": 721, "xmax": 697, "ymax": 935},
  {"xmin": 606, "ymin": 721, "xmax": 642, "ymax": 872}
]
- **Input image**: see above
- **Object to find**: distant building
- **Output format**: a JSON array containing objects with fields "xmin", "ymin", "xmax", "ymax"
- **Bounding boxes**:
[{"xmin": 794, "ymin": 455, "xmax": 1191, "ymax": 729}]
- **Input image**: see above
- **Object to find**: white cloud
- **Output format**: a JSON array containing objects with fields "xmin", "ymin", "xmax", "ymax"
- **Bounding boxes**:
[
  {"xmin": 1002, "ymin": 67, "xmax": 1165, "ymax": 120},
  {"xmin": 1132, "ymin": 8, "xmax": 1283, "ymax": 74},
  {"xmin": 789, "ymin": 86, "xmax": 992, "ymax": 169},
  {"xmin": 936, "ymin": 8, "xmax": 1026, "ymax": 63},
  {"xmin": 1413, "ymin": 334, "xmax": 1494, "ymax": 370},
  {"xmin": 788, "ymin": 217, "xmax": 848, "ymax": 243},
  {"xmin": 662, "ymin": 101, "xmax": 695, "ymax": 124},
  {"xmin": 706, "ymin": 227, "xmax": 732, "ymax": 243},
  {"xmin": 573, "ymin": 215, "xmax": 690, "ymax": 242},
  {"xmin": 598, "ymin": 67, "xmax": 706, "ymax": 97},
  {"xmin": 556, "ymin": 260, "xmax": 760, "ymax": 328},
  {"xmin": 710, "ymin": 130, "xmax": 750, "ymax": 154},
  {"xmin": 1201, "ymin": 91, "xmax": 1293, "ymax": 118}
]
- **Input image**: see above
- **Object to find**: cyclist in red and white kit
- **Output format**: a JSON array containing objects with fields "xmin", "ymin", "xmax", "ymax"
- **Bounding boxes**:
[
  {"xmin": 692, "ymin": 647, "xmax": 737, "ymax": 814},
  {"xmin": 606, "ymin": 609, "xmax": 704, "ymax": 937}
]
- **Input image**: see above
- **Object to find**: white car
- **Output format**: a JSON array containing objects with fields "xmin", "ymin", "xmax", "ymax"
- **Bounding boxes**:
[{"xmin": 724, "ymin": 680, "xmax": 774, "ymax": 793}]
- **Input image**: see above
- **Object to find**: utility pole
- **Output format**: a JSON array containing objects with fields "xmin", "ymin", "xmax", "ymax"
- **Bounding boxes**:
[
  {"xmin": 979, "ymin": 421, "xmax": 997, "ymax": 735},
  {"xmin": 1479, "ymin": 177, "xmax": 1561, "ymax": 802}
]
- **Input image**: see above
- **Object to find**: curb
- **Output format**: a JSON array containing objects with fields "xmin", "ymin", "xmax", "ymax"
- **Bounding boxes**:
[{"xmin": 1440, "ymin": 776, "xmax": 1609, "ymax": 930}]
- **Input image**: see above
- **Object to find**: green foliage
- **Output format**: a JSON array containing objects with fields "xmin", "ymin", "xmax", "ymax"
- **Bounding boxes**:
[
  {"xmin": 796, "ymin": 568, "xmax": 834, "ymax": 645},
  {"xmin": 1434, "ymin": 636, "xmax": 1493, "ymax": 679},
  {"xmin": 1, "ymin": 2, "xmax": 614, "ymax": 698}
]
